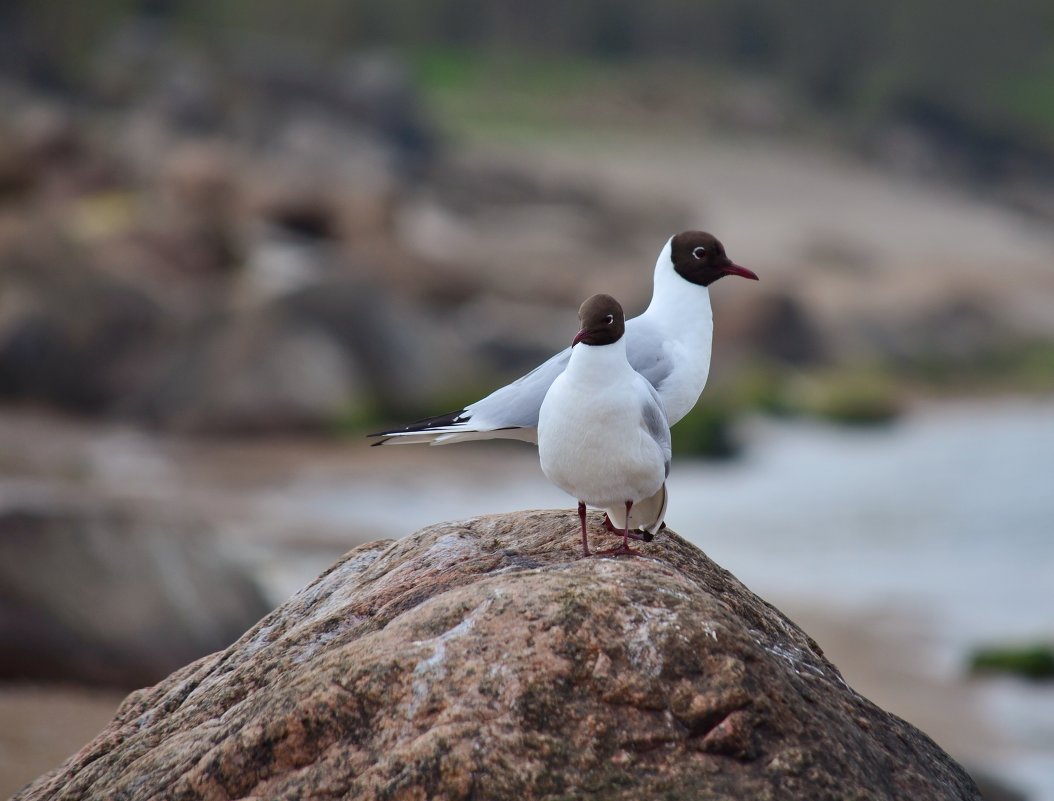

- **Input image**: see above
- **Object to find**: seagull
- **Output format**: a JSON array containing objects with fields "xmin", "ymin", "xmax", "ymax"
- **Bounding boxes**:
[
  {"xmin": 538, "ymin": 294, "xmax": 671, "ymax": 557},
  {"xmin": 370, "ymin": 231, "xmax": 758, "ymax": 447},
  {"xmin": 370, "ymin": 231, "xmax": 757, "ymax": 535}
]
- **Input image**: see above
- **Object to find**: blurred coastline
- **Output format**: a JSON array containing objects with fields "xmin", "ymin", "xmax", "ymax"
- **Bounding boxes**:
[{"xmin": 2, "ymin": 4, "xmax": 1054, "ymax": 799}]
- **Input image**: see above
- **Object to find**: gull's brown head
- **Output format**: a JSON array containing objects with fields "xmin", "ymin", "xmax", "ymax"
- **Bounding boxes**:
[
  {"xmin": 670, "ymin": 231, "xmax": 759, "ymax": 286},
  {"xmin": 572, "ymin": 293, "xmax": 625, "ymax": 347}
]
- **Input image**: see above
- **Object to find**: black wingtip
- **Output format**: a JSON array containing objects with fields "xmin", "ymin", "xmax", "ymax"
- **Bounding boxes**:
[{"xmin": 365, "ymin": 408, "xmax": 471, "ymax": 441}]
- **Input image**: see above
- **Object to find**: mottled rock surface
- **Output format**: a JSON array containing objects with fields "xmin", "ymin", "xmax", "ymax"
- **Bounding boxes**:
[{"xmin": 17, "ymin": 511, "xmax": 981, "ymax": 801}]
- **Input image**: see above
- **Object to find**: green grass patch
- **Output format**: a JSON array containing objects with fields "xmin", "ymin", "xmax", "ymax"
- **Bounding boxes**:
[
  {"xmin": 969, "ymin": 644, "xmax": 1054, "ymax": 681},
  {"xmin": 330, "ymin": 399, "xmax": 388, "ymax": 438},
  {"xmin": 407, "ymin": 47, "xmax": 724, "ymax": 143},
  {"xmin": 904, "ymin": 340, "xmax": 1054, "ymax": 394},
  {"xmin": 671, "ymin": 363, "xmax": 905, "ymax": 458},
  {"xmin": 412, "ymin": 48, "xmax": 604, "ymax": 97},
  {"xmin": 729, "ymin": 362, "xmax": 904, "ymax": 426},
  {"xmin": 988, "ymin": 59, "xmax": 1054, "ymax": 140},
  {"xmin": 670, "ymin": 398, "xmax": 741, "ymax": 460},
  {"xmin": 782, "ymin": 367, "xmax": 903, "ymax": 426},
  {"xmin": 408, "ymin": 48, "xmax": 611, "ymax": 139}
]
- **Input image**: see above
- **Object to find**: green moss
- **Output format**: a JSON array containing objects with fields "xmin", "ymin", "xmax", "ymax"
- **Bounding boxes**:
[
  {"xmin": 407, "ymin": 46, "xmax": 727, "ymax": 144},
  {"xmin": 331, "ymin": 400, "xmax": 387, "ymax": 437},
  {"xmin": 988, "ymin": 58, "xmax": 1054, "ymax": 137},
  {"xmin": 904, "ymin": 340, "xmax": 1054, "ymax": 393},
  {"xmin": 413, "ymin": 48, "xmax": 603, "ymax": 97},
  {"xmin": 670, "ymin": 399, "xmax": 741, "ymax": 459},
  {"xmin": 969, "ymin": 644, "xmax": 1054, "ymax": 681},
  {"xmin": 725, "ymin": 365, "xmax": 798, "ymax": 417},
  {"xmin": 1014, "ymin": 341, "xmax": 1054, "ymax": 386},
  {"xmin": 783, "ymin": 367, "xmax": 902, "ymax": 425},
  {"xmin": 672, "ymin": 363, "xmax": 907, "ymax": 457},
  {"xmin": 407, "ymin": 48, "xmax": 610, "ymax": 139}
]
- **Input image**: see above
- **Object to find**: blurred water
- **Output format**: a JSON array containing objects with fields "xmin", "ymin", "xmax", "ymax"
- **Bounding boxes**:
[{"xmin": 672, "ymin": 401, "xmax": 1054, "ymax": 657}]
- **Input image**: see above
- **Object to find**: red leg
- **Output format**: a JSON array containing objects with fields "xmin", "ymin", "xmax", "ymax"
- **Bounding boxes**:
[
  {"xmin": 578, "ymin": 501, "xmax": 592, "ymax": 557},
  {"xmin": 622, "ymin": 500, "xmax": 632, "ymax": 551}
]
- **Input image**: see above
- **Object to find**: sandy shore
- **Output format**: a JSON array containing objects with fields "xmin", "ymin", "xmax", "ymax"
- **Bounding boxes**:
[{"xmin": 0, "ymin": 684, "xmax": 127, "ymax": 797}]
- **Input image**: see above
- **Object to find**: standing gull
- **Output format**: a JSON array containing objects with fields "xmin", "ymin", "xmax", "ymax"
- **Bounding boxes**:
[
  {"xmin": 538, "ymin": 294, "xmax": 671, "ymax": 557},
  {"xmin": 370, "ymin": 231, "xmax": 757, "ymax": 536}
]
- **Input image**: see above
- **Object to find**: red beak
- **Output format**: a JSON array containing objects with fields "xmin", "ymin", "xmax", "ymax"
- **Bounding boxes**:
[
  {"xmin": 571, "ymin": 328, "xmax": 589, "ymax": 346},
  {"xmin": 722, "ymin": 262, "xmax": 759, "ymax": 281}
]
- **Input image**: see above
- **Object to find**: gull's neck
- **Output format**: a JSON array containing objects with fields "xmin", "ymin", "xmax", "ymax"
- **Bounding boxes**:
[
  {"xmin": 641, "ymin": 237, "xmax": 713, "ymax": 325},
  {"xmin": 565, "ymin": 336, "xmax": 630, "ymax": 382}
]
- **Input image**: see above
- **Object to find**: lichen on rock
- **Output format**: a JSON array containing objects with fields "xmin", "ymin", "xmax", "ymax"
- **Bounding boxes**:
[{"xmin": 16, "ymin": 511, "xmax": 982, "ymax": 801}]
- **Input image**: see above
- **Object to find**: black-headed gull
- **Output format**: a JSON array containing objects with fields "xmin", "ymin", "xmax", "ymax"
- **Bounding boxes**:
[
  {"xmin": 538, "ymin": 294, "xmax": 671, "ymax": 557},
  {"xmin": 371, "ymin": 231, "xmax": 757, "ymax": 447}
]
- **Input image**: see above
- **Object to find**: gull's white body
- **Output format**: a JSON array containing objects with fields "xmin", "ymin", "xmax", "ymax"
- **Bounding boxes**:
[
  {"xmin": 374, "ymin": 238, "xmax": 713, "ymax": 445},
  {"xmin": 538, "ymin": 335, "xmax": 671, "ymax": 523}
]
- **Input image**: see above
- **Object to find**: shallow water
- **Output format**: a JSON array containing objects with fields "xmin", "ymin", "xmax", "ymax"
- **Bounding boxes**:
[{"xmin": 672, "ymin": 402, "xmax": 1054, "ymax": 658}]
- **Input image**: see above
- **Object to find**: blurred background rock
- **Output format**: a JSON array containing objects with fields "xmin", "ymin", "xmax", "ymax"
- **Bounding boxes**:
[{"xmin": 0, "ymin": 2, "xmax": 1052, "ymax": 799}]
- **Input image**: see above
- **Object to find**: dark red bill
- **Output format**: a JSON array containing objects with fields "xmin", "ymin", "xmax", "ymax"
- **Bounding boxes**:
[{"xmin": 722, "ymin": 262, "xmax": 759, "ymax": 281}]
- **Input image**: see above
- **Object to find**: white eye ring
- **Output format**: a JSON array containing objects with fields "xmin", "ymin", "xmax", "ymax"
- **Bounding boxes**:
[
  {"xmin": 692, "ymin": 246, "xmax": 706, "ymax": 259},
  {"xmin": 604, "ymin": 314, "xmax": 614, "ymax": 324}
]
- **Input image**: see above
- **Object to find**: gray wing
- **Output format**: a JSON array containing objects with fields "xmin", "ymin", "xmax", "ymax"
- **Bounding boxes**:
[
  {"xmin": 462, "ymin": 345, "xmax": 572, "ymax": 429},
  {"xmin": 465, "ymin": 318, "xmax": 671, "ymax": 432},
  {"xmin": 640, "ymin": 380, "xmax": 673, "ymax": 477},
  {"xmin": 371, "ymin": 344, "xmax": 571, "ymax": 444},
  {"xmin": 625, "ymin": 318, "xmax": 674, "ymax": 394},
  {"xmin": 374, "ymin": 315, "xmax": 669, "ymax": 445}
]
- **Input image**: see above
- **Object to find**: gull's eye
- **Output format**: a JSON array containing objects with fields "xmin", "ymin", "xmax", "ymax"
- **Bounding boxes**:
[
  {"xmin": 604, "ymin": 314, "xmax": 614, "ymax": 325},
  {"xmin": 692, "ymin": 246, "xmax": 706, "ymax": 260}
]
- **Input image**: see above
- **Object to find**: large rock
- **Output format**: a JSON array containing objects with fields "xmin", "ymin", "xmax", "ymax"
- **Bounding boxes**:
[
  {"xmin": 16, "ymin": 512, "xmax": 981, "ymax": 800},
  {"xmin": 0, "ymin": 500, "xmax": 270, "ymax": 689},
  {"xmin": 131, "ymin": 273, "xmax": 467, "ymax": 432},
  {"xmin": 0, "ymin": 233, "xmax": 164, "ymax": 413},
  {"xmin": 131, "ymin": 308, "xmax": 364, "ymax": 434}
]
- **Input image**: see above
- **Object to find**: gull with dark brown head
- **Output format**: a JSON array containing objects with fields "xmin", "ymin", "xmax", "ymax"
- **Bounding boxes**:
[{"xmin": 537, "ymin": 294, "xmax": 672, "ymax": 557}]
